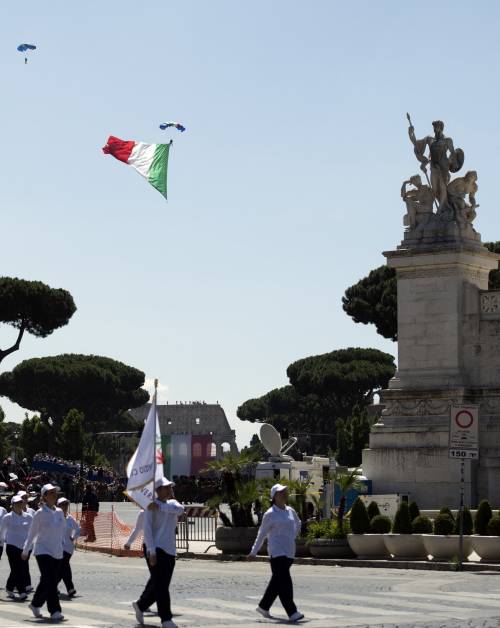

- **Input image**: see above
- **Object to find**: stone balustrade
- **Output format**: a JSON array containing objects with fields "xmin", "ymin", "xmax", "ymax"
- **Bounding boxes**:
[{"xmin": 481, "ymin": 290, "xmax": 500, "ymax": 317}]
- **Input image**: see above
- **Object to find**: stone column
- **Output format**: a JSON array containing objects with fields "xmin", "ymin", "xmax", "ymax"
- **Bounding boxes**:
[
  {"xmin": 363, "ymin": 243, "xmax": 500, "ymax": 507},
  {"xmin": 387, "ymin": 246, "xmax": 498, "ymax": 389}
]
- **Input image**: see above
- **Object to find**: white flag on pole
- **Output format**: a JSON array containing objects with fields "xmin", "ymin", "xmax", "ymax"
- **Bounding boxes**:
[{"xmin": 126, "ymin": 398, "xmax": 163, "ymax": 492}]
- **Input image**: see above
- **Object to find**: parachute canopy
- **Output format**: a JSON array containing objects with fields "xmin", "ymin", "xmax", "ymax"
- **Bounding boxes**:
[
  {"xmin": 17, "ymin": 43, "xmax": 36, "ymax": 52},
  {"xmin": 159, "ymin": 122, "xmax": 186, "ymax": 132}
]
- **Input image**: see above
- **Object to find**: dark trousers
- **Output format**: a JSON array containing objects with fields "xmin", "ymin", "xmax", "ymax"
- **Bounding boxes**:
[
  {"xmin": 58, "ymin": 551, "xmax": 75, "ymax": 592},
  {"xmin": 137, "ymin": 544, "xmax": 154, "ymax": 610},
  {"xmin": 32, "ymin": 554, "xmax": 62, "ymax": 615},
  {"xmin": 6, "ymin": 545, "xmax": 26, "ymax": 594},
  {"xmin": 137, "ymin": 548, "xmax": 175, "ymax": 622},
  {"xmin": 25, "ymin": 550, "xmax": 31, "ymax": 587},
  {"xmin": 260, "ymin": 556, "xmax": 297, "ymax": 617}
]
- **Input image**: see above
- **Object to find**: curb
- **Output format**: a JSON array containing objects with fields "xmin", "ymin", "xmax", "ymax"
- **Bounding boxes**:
[
  {"xmin": 77, "ymin": 544, "xmax": 500, "ymax": 572},
  {"xmin": 176, "ymin": 552, "xmax": 500, "ymax": 572}
]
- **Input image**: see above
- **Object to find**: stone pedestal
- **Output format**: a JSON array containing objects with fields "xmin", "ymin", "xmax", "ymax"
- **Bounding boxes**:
[{"xmin": 363, "ymin": 238, "xmax": 500, "ymax": 507}]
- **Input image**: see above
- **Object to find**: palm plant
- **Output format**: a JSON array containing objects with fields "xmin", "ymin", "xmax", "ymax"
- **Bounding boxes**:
[
  {"xmin": 332, "ymin": 467, "xmax": 363, "ymax": 528},
  {"xmin": 283, "ymin": 479, "xmax": 311, "ymax": 537},
  {"xmin": 204, "ymin": 451, "xmax": 259, "ymax": 527}
]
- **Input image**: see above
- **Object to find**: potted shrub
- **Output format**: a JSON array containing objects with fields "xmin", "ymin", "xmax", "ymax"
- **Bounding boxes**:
[
  {"xmin": 472, "ymin": 507, "xmax": 500, "ymax": 561},
  {"xmin": 370, "ymin": 514, "xmax": 392, "ymax": 534},
  {"xmin": 383, "ymin": 501, "xmax": 428, "ymax": 560},
  {"xmin": 367, "ymin": 501, "xmax": 381, "ymax": 520},
  {"xmin": 422, "ymin": 510, "xmax": 473, "ymax": 561},
  {"xmin": 408, "ymin": 501, "xmax": 420, "ymax": 522},
  {"xmin": 307, "ymin": 519, "xmax": 355, "ymax": 559},
  {"xmin": 348, "ymin": 498, "xmax": 390, "ymax": 559},
  {"xmin": 205, "ymin": 451, "xmax": 261, "ymax": 554},
  {"xmin": 412, "ymin": 515, "xmax": 433, "ymax": 534},
  {"xmin": 474, "ymin": 500, "xmax": 493, "ymax": 535}
]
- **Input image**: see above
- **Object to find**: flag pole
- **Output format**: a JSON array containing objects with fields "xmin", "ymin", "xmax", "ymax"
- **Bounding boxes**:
[{"xmin": 153, "ymin": 378, "xmax": 158, "ymax": 486}]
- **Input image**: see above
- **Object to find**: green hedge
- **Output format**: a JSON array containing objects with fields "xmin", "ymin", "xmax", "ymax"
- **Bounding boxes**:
[
  {"xmin": 350, "ymin": 497, "xmax": 371, "ymax": 534},
  {"xmin": 412, "ymin": 515, "xmax": 432, "ymax": 534},
  {"xmin": 433, "ymin": 513, "xmax": 454, "ymax": 535},
  {"xmin": 367, "ymin": 501, "xmax": 381, "ymax": 520},
  {"xmin": 392, "ymin": 501, "xmax": 412, "ymax": 534},
  {"xmin": 370, "ymin": 515, "xmax": 392, "ymax": 533},
  {"xmin": 475, "ymin": 500, "xmax": 493, "ymax": 535}
]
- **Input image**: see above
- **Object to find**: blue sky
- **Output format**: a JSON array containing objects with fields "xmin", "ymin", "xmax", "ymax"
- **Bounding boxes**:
[{"xmin": 2, "ymin": 1, "xmax": 500, "ymax": 447}]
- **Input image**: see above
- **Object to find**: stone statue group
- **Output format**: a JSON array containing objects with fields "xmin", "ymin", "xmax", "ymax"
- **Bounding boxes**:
[{"xmin": 402, "ymin": 115, "xmax": 478, "ymax": 235}]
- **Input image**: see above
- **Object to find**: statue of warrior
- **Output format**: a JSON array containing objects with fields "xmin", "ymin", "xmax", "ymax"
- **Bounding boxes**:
[{"xmin": 407, "ymin": 119, "xmax": 464, "ymax": 209}]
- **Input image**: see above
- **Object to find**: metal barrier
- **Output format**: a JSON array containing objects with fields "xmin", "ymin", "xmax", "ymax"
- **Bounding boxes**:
[{"xmin": 75, "ymin": 505, "xmax": 217, "ymax": 556}]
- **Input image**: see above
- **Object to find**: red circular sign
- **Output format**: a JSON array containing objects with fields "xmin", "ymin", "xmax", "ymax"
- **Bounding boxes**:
[{"xmin": 455, "ymin": 410, "xmax": 474, "ymax": 429}]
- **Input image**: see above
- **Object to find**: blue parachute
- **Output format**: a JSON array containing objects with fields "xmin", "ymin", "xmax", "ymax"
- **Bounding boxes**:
[
  {"xmin": 159, "ymin": 122, "xmax": 186, "ymax": 132},
  {"xmin": 17, "ymin": 43, "xmax": 36, "ymax": 64}
]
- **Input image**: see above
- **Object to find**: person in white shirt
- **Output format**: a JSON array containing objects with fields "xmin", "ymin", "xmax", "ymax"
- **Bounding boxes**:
[
  {"xmin": 17, "ymin": 490, "xmax": 34, "ymax": 591},
  {"xmin": 248, "ymin": 483, "xmax": 304, "ymax": 623},
  {"xmin": 0, "ymin": 495, "xmax": 32, "ymax": 599},
  {"xmin": 133, "ymin": 477, "xmax": 184, "ymax": 628},
  {"xmin": 56, "ymin": 497, "xmax": 80, "ymax": 597},
  {"xmin": 0, "ymin": 500, "xmax": 6, "ymax": 561},
  {"xmin": 22, "ymin": 483, "xmax": 66, "ymax": 622},
  {"xmin": 125, "ymin": 509, "xmax": 154, "ymax": 613},
  {"xmin": 124, "ymin": 508, "xmax": 144, "ymax": 550}
]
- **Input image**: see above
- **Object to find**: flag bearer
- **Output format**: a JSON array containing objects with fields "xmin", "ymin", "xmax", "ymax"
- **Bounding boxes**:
[
  {"xmin": 56, "ymin": 497, "xmax": 80, "ymax": 597},
  {"xmin": 133, "ymin": 477, "xmax": 184, "ymax": 628},
  {"xmin": 0, "ymin": 495, "xmax": 33, "ymax": 599},
  {"xmin": 22, "ymin": 484, "xmax": 66, "ymax": 621},
  {"xmin": 248, "ymin": 483, "xmax": 304, "ymax": 623}
]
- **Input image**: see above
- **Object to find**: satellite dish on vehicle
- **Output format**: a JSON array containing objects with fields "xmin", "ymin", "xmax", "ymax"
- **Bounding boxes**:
[{"xmin": 260, "ymin": 423, "xmax": 282, "ymax": 457}]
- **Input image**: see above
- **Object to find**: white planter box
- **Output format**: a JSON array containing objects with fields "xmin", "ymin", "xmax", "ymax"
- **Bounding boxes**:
[
  {"xmin": 472, "ymin": 536, "xmax": 500, "ymax": 562},
  {"xmin": 421, "ymin": 535, "xmax": 473, "ymax": 561},
  {"xmin": 347, "ymin": 534, "xmax": 390, "ymax": 559},
  {"xmin": 383, "ymin": 534, "xmax": 428, "ymax": 560}
]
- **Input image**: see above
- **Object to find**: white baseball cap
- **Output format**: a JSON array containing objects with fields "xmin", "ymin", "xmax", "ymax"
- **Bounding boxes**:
[
  {"xmin": 41, "ymin": 483, "xmax": 58, "ymax": 496},
  {"xmin": 11, "ymin": 495, "xmax": 23, "ymax": 504},
  {"xmin": 0, "ymin": 482, "xmax": 8, "ymax": 489},
  {"xmin": 57, "ymin": 497, "xmax": 69, "ymax": 506},
  {"xmin": 155, "ymin": 477, "xmax": 175, "ymax": 489},
  {"xmin": 17, "ymin": 490, "xmax": 28, "ymax": 498},
  {"xmin": 270, "ymin": 483, "xmax": 288, "ymax": 499}
]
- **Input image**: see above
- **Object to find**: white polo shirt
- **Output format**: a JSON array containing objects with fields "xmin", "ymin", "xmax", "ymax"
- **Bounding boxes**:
[
  {"xmin": 23, "ymin": 504, "xmax": 65, "ymax": 559},
  {"xmin": 126, "ymin": 510, "xmax": 144, "ymax": 547},
  {"xmin": 0, "ymin": 511, "xmax": 33, "ymax": 550},
  {"xmin": 62, "ymin": 515, "xmax": 81, "ymax": 555},
  {"xmin": 0, "ymin": 506, "xmax": 6, "ymax": 546},
  {"xmin": 250, "ymin": 505, "xmax": 301, "ymax": 559},
  {"xmin": 143, "ymin": 499, "xmax": 184, "ymax": 557}
]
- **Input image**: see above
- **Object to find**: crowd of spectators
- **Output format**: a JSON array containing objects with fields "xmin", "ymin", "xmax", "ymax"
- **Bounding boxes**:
[
  {"xmin": 1, "ymin": 456, "xmax": 223, "ymax": 505},
  {"xmin": 1, "ymin": 455, "xmax": 127, "ymax": 503}
]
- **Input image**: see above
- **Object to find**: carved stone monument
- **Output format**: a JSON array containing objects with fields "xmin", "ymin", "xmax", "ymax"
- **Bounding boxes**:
[{"xmin": 362, "ymin": 116, "xmax": 500, "ymax": 507}]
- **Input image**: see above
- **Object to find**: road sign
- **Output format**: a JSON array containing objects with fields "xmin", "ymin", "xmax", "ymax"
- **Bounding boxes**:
[{"xmin": 448, "ymin": 405, "xmax": 479, "ymax": 459}]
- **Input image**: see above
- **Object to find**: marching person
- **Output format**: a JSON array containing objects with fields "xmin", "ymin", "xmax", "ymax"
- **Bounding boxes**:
[
  {"xmin": 18, "ymin": 489, "xmax": 34, "ymax": 591},
  {"xmin": 125, "ymin": 508, "xmax": 154, "ymax": 613},
  {"xmin": 0, "ymin": 495, "xmax": 33, "ymax": 600},
  {"xmin": 133, "ymin": 477, "xmax": 184, "ymax": 628},
  {"xmin": 22, "ymin": 483, "xmax": 66, "ymax": 621},
  {"xmin": 248, "ymin": 483, "xmax": 304, "ymax": 623},
  {"xmin": 57, "ymin": 497, "xmax": 80, "ymax": 597},
  {"xmin": 0, "ymin": 494, "xmax": 6, "ymax": 561}
]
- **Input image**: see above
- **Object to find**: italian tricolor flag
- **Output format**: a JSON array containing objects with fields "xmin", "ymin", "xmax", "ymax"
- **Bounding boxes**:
[{"xmin": 102, "ymin": 135, "xmax": 172, "ymax": 199}]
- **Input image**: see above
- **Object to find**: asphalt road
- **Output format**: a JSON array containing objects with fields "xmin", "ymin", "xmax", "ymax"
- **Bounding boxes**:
[{"xmin": 2, "ymin": 550, "xmax": 500, "ymax": 627}]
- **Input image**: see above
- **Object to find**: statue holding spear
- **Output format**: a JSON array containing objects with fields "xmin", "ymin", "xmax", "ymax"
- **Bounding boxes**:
[{"xmin": 406, "ymin": 113, "xmax": 464, "ymax": 211}]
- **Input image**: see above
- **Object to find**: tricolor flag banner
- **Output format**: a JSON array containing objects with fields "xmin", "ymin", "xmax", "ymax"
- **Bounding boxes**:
[{"xmin": 102, "ymin": 136, "xmax": 172, "ymax": 199}]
